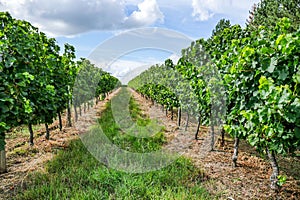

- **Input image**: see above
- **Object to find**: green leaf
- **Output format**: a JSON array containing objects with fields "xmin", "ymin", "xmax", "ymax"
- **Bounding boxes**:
[
  {"xmin": 293, "ymin": 68, "xmax": 300, "ymax": 83},
  {"xmin": 0, "ymin": 104, "xmax": 9, "ymax": 113},
  {"xmin": 267, "ymin": 57, "xmax": 277, "ymax": 73},
  {"xmin": 260, "ymin": 47, "xmax": 271, "ymax": 54},
  {"xmin": 248, "ymin": 136, "xmax": 259, "ymax": 146},
  {"xmin": 278, "ymin": 70, "xmax": 288, "ymax": 80},
  {"xmin": 277, "ymin": 175, "xmax": 287, "ymax": 187},
  {"xmin": 276, "ymin": 34, "xmax": 285, "ymax": 47},
  {"xmin": 5, "ymin": 56, "xmax": 17, "ymax": 68},
  {"xmin": 295, "ymin": 127, "xmax": 300, "ymax": 139}
]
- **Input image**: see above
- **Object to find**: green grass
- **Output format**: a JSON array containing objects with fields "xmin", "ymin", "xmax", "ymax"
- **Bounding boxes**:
[
  {"xmin": 98, "ymin": 88, "xmax": 166, "ymax": 153},
  {"xmin": 7, "ymin": 124, "xmax": 43, "ymax": 140},
  {"xmin": 15, "ymin": 88, "xmax": 212, "ymax": 200}
]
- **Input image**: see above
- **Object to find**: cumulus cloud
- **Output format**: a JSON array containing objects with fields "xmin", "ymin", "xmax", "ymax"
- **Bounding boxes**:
[
  {"xmin": 0, "ymin": 0, "xmax": 260, "ymax": 37},
  {"xmin": 125, "ymin": 0, "xmax": 164, "ymax": 27},
  {"xmin": 0, "ymin": 0, "xmax": 164, "ymax": 36},
  {"xmin": 191, "ymin": 0, "xmax": 258, "ymax": 21}
]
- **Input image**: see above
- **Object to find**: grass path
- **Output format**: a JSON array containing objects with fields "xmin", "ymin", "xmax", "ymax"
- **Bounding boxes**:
[
  {"xmin": 14, "ymin": 87, "xmax": 211, "ymax": 200},
  {"xmin": 0, "ymin": 89, "xmax": 121, "ymax": 200}
]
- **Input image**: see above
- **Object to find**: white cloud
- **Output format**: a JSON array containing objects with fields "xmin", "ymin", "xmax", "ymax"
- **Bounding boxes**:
[
  {"xmin": 125, "ymin": 0, "xmax": 164, "ymax": 27},
  {"xmin": 0, "ymin": 0, "xmax": 260, "ymax": 36},
  {"xmin": 191, "ymin": 0, "xmax": 259, "ymax": 21},
  {"xmin": 94, "ymin": 59, "xmax": 154, "ymax": 84},
  {"xmin": 0, "ymin": 0, "xmax": 164, "ymax": 36}
]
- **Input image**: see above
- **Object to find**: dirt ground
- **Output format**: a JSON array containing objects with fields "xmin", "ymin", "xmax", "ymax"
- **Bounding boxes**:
[
  {"xmin": 130, "ymin": 88, "xmax": 300, "ymax": 200},
  {"xmin": 1, "ymin": 87, "xmax": 300, "ymax": 200},
  {"xmin": 0, "ymin": 89, "xmax": 120, "ymax": 199}
]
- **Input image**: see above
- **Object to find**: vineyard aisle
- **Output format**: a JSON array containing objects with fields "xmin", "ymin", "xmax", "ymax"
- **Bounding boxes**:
[
  {"xmin": 129, "ymin": 88, "xmax": 300, "ymax": 199},
  {"xmin": 1, "ymin": 87, "xmax": 299, "ymax": 199},
  {"xmin": 0, "ymin": 88, "xmax": 121, "ymax": 199}
]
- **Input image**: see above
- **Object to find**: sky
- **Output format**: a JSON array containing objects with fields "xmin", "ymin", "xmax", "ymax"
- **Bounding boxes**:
[{"xmin": 0, "ymin": 0, "xmax": 260, "ymax": 83}]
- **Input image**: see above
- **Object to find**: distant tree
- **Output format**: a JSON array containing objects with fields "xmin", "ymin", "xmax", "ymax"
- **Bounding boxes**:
[
  {"xmin": 248, "ymin": 0, "xmax": 300, "ymax": 31},
  {"xmin": 211, "ymin": 19, "xmax": 231, "ymax": 37}
]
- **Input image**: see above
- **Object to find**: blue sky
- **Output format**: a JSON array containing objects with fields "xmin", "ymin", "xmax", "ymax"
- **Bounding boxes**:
[{"xmin": 0, "ymin": 0, "xmax": 260, "ymax": 82}]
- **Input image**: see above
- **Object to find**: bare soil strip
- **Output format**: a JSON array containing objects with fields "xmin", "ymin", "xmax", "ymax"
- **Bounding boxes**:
[
  {"xmin": 0, "ymin": 89, "xmax": 120, "ymax": 199},
  {"xmin": 129, "ymin": 88, "xmax": 300, "ymax": 200},
  {"xmin": 1, "ymin": 87, "xmax": 299, "ymax": 200}
]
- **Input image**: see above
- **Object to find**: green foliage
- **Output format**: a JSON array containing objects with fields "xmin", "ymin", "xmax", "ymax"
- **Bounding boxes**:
[
  {"xmin": 130, "ymin": 16, "xmax": 300, "ymax": 159},
  {"xmin": 211, "ymin": 19, "xmax": 231, "ymax": 37},
  {"xmin": 129, "ymin": 37, "xmax": 224, "ymax": 127},
  {"xmin": 0, "ymin": 11, "xmax": 120, "ymax": 152},
  {"xmin": 277, "ymin": 175, "xmax": 287, "ymax": 187},
  {"xmin": 73, "ymin": 58, "xmax": 120, "ymax": 108},
  {"xmin": 248, "ymin": 0, "xmax": 300, "ymax": 31},
  {"xmin": 129, "ymin": 64, "xmax": 182, "ymax": 112},
  {"xmin": 0, "ymin": 12, "xmax": 79, "ymax": 149},
  {"xmin": 219, "ymin": 18, "xmax": 300, "ymax": 154}
]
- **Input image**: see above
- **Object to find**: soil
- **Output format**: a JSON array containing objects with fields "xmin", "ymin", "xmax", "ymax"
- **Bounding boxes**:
[
  {"xmin": 1, "ymin": 87, "xmax": 300, "ymax": 200},
  {"xmin": 0, "ymin": 89, "xmax": 120, "ymax": 200},
  {"xmin": 130, "ymin": 88, "xmax": 300, "ymax": 200}
]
